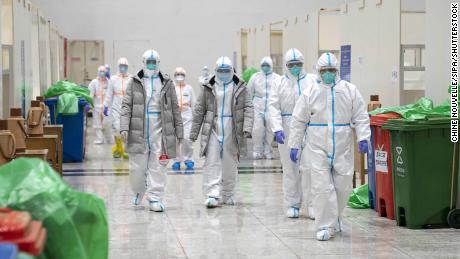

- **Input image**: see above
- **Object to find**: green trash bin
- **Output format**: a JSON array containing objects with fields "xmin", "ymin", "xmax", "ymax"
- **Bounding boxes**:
[{"xmin": 382, "ymin": 118, "xmax": 459, "ymax": 229}]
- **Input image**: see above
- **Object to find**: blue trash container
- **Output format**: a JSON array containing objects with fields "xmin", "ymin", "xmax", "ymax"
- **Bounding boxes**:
[
  {"xmin": 367, "ymin": 126, "xmax": 377, "ymax": 210},
  {"xmin": 45, "ymin": 97, "xmax": 88, "ymax": 162},
  {"xmin": 0, "ymin": 244, "xmax": 18, "ymax": 259}
]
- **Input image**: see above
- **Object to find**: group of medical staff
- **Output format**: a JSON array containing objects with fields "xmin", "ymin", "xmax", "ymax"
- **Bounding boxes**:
[{"xmin": 88, "ymin": 47, "xmax": 370, "ymax": 241}]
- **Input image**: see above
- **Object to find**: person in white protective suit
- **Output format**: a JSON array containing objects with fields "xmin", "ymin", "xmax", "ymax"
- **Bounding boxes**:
[
  {"xmin": 120, "ymin": 49, "xmax": 183, "ymax": 212},
  {"xmin": 198, "ymin": 66, "xmax": 211, "ymax": 85},
  {"xmin": 288, "ymin": 52, "xmax": 371, "ymax": 241},
  {"xmin": 172, "ymin": 67, "xmax": 196, "ymax": 171},
  {"xmin": 190, "ymin": 56, "xmax": 253, "ymax": 208},
  {"xmin": 247, "ymin": 56, "xmax": 280, "ymax": 159},
  {"xmin": 89, "ymin": 65, "xmax": 110, "ymax": 144},
  {"xmin": 104, "ymin": 58, "xmax": 131, "ymax": 158},
  {"xmin": 268, "ymin": 48, "xmax": 316, "ymax": 219}
]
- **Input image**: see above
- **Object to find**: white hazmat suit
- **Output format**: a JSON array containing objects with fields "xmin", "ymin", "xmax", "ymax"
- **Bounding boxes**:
[
  {"xmin": 248, "ymin": 56, "xmax": 280, "ymax": 159},
  {"xmin": 203, "ymin": 56, "xmax": 239, "ymax": 207},
  {"xmin": 173, "ymin": 67, "xmax": 195, "ymax": 169},
  {"xmin": 289, "ymin": 52, "xmax": 371, "ymax": 240},
  {"xmin": 89, "ymin": 66, "xmax": 110, "ymax": 144},
  {"xmin": 129, "ymin": 49, "xmax": 167, "ymax": 212},
  {"xmin": 268, "ymin": 48, "xmax": 315, "ymax": 218},
  {"xmin": 105, "ymin": 58, "xmax": 131, "ymax": 158}
]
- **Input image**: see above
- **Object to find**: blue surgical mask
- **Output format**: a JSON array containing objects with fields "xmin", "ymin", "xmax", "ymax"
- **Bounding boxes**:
[
  {"xmin": 261, "ymin": 65, "xmax": 271, "ymax": 74},
  {"xmin": 216, "ymin": 72, "xmax": 232, "ymax": 83},
  {"xmin": 146, "ymin": 63, "xmax": 156, "ymax": 71},
  {"xmin": 321, "ymin": 71, "xmax": 337, "ymax": 85},
  {"xmin": 119, "ymin": 65, "xmax": 128, "ymax": 74},
  {"xmin": 289, "ymin": 67, "xmax": 301, "ymax": 77}
]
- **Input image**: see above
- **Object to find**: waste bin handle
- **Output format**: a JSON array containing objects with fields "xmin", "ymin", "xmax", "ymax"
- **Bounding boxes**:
[
  {"xmin": 17, "ymin": 120, "xmax": 28, "ymax": 136},
  {"xmin": 451, "ymin": 143, "xmax": 458, "ymax": 210},
  {"xmin": 0, "ymin": 131, "xmax": 16, "ymax": 159}
]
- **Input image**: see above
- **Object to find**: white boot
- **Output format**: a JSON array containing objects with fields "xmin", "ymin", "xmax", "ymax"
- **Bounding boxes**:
[
  {"xmin": 205, "ymin": 197, "xmax": 219, "ymax": 208},
  {"xmin": 149, "ymin": 201, "xmax": 165, "ymax": 212},
  {"xmin": 335, "ymin": 218, "xmax": 343, "ymax": 233},
  {"xmin": 132, "ymin": 193, "xmax": 143, "ymax": 206},
  {"xmin": 316, "ymin": 228, "xmax": 334, "ymax": 241},
  {"xmin": 286, "ymin": 207, "xmax": 300, "ymax": 218},
  {"xmin": 306, "ymin": 206, "xmax": 315, "ymax": 220}
]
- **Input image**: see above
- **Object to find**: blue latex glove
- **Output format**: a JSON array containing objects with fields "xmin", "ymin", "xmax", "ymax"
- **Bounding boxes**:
[
  {"xmin": 84, "ymin": 104, "xmax": 91, "ymax": 113},
  {"xmin": 103, "ymin": 106, "xmax": 109, "ymax": 117},
  {"xmin": 290, "ymin": 148, "xmax": 299, "ymax": 162},
  {"xmin": 358, "ymin": 140, "xmax": 368, "ymax": 153},
  {"xmin": 275, "ymin": 130, "xmax": 285, "ymax": 144}
]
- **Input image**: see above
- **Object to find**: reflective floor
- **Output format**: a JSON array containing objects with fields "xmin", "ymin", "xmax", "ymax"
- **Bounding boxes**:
[{"xmin": 64, "ymin": 125, "xmax": 460, "ymax": 259}]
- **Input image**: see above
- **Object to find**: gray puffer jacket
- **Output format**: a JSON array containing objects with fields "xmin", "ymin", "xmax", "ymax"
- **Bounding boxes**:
[
  {"xmin": 120, "ymin": 70, "xmax": 184, "ymax": 158},
  {"xmin": 190, "ymin": 75, "xmax": 254, "ymax": 157}
]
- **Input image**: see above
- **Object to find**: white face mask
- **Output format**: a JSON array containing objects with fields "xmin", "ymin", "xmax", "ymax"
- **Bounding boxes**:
[{"xmin": 175, "ymin": 75, "xmax": 185, "ymax": 82}]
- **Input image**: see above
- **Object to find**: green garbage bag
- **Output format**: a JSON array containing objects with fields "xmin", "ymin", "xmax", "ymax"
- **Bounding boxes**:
[
  {"xmin": 0, "ymin": 158, "xmax": 108, "ymax": 259},
  {"xmin": 369, "ymin": 97, "xmax": 451, "ymax": 120},
  {"xmin": 242, "ymin": 67, "xmax": 258, "ymax": 82},
  {"xmin": 348, "ymin": 184, "xmax": 370, "ymax": 209},
  {"xmin": 57, "ymin": 92, "xmax": 79, "ymax": 115},
  {"xmin": 44, "ymin": 80, "xmax": 94, "ymax": 107}
]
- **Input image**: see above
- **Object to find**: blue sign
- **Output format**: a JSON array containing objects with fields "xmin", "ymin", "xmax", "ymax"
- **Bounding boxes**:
[{"xmin": 340, "ymin": 45, "xmax": 351, "ymax": 82}]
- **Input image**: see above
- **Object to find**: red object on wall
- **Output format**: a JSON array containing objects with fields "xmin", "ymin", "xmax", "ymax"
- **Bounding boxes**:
[{"xmin": 370, "ymin": 112, "xmax": 401, "ymax": 220}]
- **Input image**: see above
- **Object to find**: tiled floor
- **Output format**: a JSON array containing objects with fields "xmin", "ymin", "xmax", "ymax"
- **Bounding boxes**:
[{"xmin": 63, "ymin": 126, "xmax": 460, "ymax": 259}]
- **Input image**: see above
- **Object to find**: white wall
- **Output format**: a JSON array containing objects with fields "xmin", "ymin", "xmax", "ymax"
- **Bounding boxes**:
[
  {"xmin": 32, "ymin": 0, "xmax": 343, "ymax": 86},
  {"xmin": 425, "ymin": 0, "xmax": 457, "ymax": 105},
  {"xmin": 340, "ymin": 0, "xmax": 401, "ymax": 107},
  {"xmin": 319, "ymin": 11, "xmax": 341, "ymax": 52},
  {"xmin": 282, "ymin": 13, "xmax": 315, "ymax": 73},
  {"xmin": 245, "ymin": 23, "xmax": 270, "ymax": 70},
  {"xmin": 401, "ymin": 12, "xmax": 425, "ymax": 44}
]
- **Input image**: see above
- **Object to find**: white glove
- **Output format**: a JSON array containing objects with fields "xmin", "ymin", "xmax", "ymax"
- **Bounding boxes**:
[{"xmin": 121, "ymin": 131, "xmax": 128, "ymax": 143}]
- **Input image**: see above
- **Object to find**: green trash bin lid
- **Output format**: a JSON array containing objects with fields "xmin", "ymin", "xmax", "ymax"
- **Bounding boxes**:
[{"xmin": 382, "ymin": 117, "xmax": 455, "ymax": 131}]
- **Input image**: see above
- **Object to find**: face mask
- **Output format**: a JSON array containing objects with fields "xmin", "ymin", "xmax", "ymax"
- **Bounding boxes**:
[
  {"xmin": 119, "ymin": 65, "xmax": 128, "ymax": 74},
  {"xmin": 216, "ymin": 72, "xmax": 232, "ymax": 83},
  {"xmin": 289, "ymin": 67, "xmax": 301, "ymax": 77},
  {"xmin": 321, "ymin": 71, "xmax": 337, "ymax": 85},
  {"xmin": 146, "ymin": 63, "xmax": 157, "ymax": 71},
  {"xmin": 175, "ymin": 75, "xmax": 185, "ymax": 82},
  {"xmin": 261, "ymin": 65, "xmax": 271, "ymax": 74},
  {"xmin": 98, "ymin": 71, "xmax": 107, "ymax": 78}
]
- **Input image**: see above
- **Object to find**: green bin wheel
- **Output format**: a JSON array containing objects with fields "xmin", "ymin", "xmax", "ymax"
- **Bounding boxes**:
[{"xmin": 448, "ymin": 209, "xmax": 460, "ymax": 229}]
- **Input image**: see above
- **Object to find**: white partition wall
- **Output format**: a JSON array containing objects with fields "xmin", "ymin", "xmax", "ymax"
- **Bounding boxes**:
[
  {"xmin": 12, "ymin": 0, "xmax": 33, "ymax": 111},
  {"xmin": 58, "ymin": 34, "xmax": 64, "ymax": 80},
  {"xmin": 30, "ymin": 3, "xmax": 40, "ymax": 99},
  {"xmin": 49, "ymin": 22, "xmax": 59, "ymax": 84},
  {"xmin": 401, "ymin": 11, "xmax": 425, "ymax": 104},
  {"xmin": 339, "ymin": 0, "xmax": 401, "ymax": 107},
  {"xmin": 38, "ymin": 12, "xmax": 51, "ymax": 94},
  {"xmin": 425, "ymin": 0, "xmax": 453, "ymax": 105}
]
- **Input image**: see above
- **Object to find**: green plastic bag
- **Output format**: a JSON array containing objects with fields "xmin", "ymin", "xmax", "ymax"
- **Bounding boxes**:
[
  {"xmin": 57, "ymin": 92, "xmax": 79, "ymax": 115},
  {"xmin": 44, "ymin": 80, "xmax": 94, "ymax": 107},
  {"xmin": 242, "ymin": 67, "xmax": 258, "ymax": 83},
  {"xmin": 369, "ymin": 97, "xmax": 450, "ymax": 120},
  {"xmin": 348, "ymin": 184, "xmax": 370, "ymax": 209},
  {"xmin": 0, "ymin": 158, "xmax": 108, "ymax": 259}
]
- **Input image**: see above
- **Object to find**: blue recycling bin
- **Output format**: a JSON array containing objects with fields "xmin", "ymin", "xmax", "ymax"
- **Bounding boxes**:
[
  {"xmin": 367, "ymin": 126, "xmax": 377, "ymax": 210},
  {"xmin": 0, "ymin": 244, "xmax": 18, "ymax": 259},
  {"xmin": 45, "ymin": 97, "xmax": 88, "ymax": 162}
]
